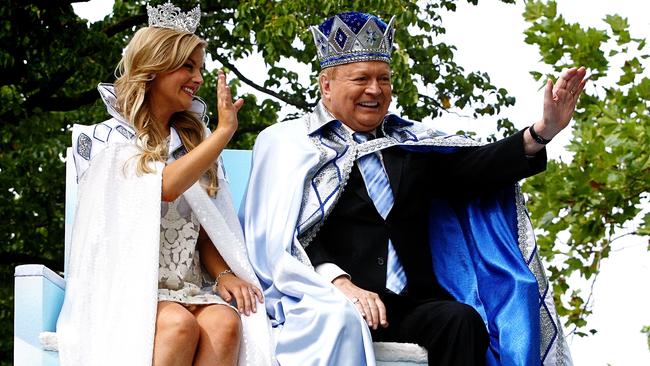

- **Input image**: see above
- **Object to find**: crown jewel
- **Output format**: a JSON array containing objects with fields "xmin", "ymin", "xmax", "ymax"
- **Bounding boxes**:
[
  {"xmin": 311, "ymin": 12, "xmax": 395, "ymax": 69},
  {"xmin": 147, "ymin": 1, "xmax": 201, "ymax": 34}
]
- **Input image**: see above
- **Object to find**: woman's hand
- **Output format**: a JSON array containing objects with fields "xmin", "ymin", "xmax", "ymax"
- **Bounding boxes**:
[
  {"xmin": 160, "ymin": 71, "xmax": 243, "ymax": 202},
  {"xmin": 214, "ymin": 273, "xmax": 264, "ymax": 316},
  {"xmin": 215, "ymin": 70, "xmax": 244, "ymax": 138}
]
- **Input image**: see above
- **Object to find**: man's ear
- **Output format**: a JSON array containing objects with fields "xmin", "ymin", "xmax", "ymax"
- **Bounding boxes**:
[{"xmin": 319, "ymin": 73, "xmax": 331, "ymax": 101}]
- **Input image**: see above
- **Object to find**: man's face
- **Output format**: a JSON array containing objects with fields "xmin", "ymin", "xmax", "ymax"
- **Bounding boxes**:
[{"xmin": 320, "ymin": 61, "xmax": 392, "ymax": 132}]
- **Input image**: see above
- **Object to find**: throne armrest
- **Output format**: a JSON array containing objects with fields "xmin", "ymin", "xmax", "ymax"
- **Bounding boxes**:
[{"xmin": 14, "ymin": 264, "xmax": 65, "ymax": 365}]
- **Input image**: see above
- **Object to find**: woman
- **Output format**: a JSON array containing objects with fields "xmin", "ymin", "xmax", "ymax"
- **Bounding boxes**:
[{"xmin": 56, "ymin": 3, "xmax": 272, "ymax": 365}]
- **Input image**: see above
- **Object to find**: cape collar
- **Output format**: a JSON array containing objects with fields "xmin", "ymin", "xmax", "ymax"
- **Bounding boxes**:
[
  {"xmin": 97, "ymin": 83, "xmax": 205, "ymax": 156},
  {"xmin": 97, "ymin": 82, "xmax": 209, "ymax": 129}
]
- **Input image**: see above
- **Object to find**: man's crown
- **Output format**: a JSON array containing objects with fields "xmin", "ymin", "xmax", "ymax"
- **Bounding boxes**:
[
  {"xmin": 147, "ymin": 1, "xmax": 201, "ymax": 34},
  {"xmin": 311, "ymin": 12, "xmax": 395, "ymax": 69}
]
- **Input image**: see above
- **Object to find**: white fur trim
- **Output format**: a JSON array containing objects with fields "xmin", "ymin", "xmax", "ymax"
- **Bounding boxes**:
[
  {"xmin": 373, "ymin": 342, "xmax": 428, "ymax": 362},
  {"xmin": 39, "ymin": 332, "xmax": 58, "ymax": 352}
]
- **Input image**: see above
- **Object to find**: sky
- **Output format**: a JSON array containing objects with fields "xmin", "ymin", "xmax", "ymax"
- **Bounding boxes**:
[{"xmin": 72, "ymin": 0, "xmax": 650, "ymax": 364}]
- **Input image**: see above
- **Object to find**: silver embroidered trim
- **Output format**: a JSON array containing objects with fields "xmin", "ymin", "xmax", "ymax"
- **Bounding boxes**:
[
  {"xmin": 514, "ymin": 185, "xmax": 570, "ymax": 365},
  {"xmin": 515, "ymin": 185, "xmax": 549, "ymax": 291},
  {"xmin": 355, "ymin": 134, "xmax": 482, "ymax": 159},
  {"xmin": 291, "ymin": 240, "xmax": 313, "ymax": 268},
  {"xmin": 115, "ymin": 125, "xmax": 135, "ymax": 140},
  {"xmin": 77, "ymin": 133, "xmax": 92, "ymax": 160},
  {"xmin": 298, "ymin": 123, "xmax": 356, "ymax": 247},
  {"xmin": 553, "ymin": 312, "xmax": 568, "ymax": 365},
  {"xmin": 297, "ymin": 116, "xmax": 482, "ymax": 245}
]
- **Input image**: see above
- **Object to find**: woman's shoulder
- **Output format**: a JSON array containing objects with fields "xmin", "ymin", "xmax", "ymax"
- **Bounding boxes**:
[{"xmin": 71, "ymin": 118, "xmax": 137, "ymax": 179}]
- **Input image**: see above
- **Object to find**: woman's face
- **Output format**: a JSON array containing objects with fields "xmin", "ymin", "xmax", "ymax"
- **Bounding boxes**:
[{"xmin": 148, "ymin": 46, "xmax": 204, "ymax": 119}]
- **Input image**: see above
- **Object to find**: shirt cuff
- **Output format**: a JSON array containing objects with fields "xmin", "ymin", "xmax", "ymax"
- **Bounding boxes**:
[{"xmin": 315, "ymin": 263, "xmax": 351, "ymax": 283}]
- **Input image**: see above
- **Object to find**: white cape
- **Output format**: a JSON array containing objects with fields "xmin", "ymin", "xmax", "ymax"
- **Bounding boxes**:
[
  {"xmin": 56, "ymin": 141, "xmax": 273, "ymax": 365},
  {"xmin": 243, "ymin": 118, "xmax": 376, "ymax": 365}
]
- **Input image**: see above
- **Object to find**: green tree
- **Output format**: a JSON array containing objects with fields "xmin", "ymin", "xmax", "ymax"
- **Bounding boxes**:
[
  {"xmin": 522, "ymin": 0, "xmax": 649, "ymax": 337},
  {"xmin": 1, "ymin": 0, "xmax": 517, "ymax": 363}
]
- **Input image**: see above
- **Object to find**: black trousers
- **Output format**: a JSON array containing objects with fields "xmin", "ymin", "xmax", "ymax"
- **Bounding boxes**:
[{"xmin": 370, "ymin": 292, "xmax": 489, "ymax": 366}]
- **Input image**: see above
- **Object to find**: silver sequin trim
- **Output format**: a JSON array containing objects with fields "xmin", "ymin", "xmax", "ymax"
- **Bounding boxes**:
[
  {"xmin": 115, "ymin": 125, "xmax": 135, "ymax": 140},
  {"xmin": 297, "ymin": 116, "xmax": 482, "ymax": 245},
  {"xmin": 515, "ymin": 185, "xmax": 570, "ymax": 365},
  {"xmin": 77, "ymin": 133, "xmax": 92, "ymax": 160}
]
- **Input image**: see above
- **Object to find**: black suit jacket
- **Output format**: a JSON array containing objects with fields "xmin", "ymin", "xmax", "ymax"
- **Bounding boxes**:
[{"xmin": 305, "ymin": 129, "xmax": 546, "ymax": 300}]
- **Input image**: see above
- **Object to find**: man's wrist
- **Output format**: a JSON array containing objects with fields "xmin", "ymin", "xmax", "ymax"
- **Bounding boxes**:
[
  {"xmin": 332, "ymin": 275, "xmax": 352, "ymax": 287},
  {"xmin": 528, "ymin": 124, "xmax": 552, "ymax": 145}
]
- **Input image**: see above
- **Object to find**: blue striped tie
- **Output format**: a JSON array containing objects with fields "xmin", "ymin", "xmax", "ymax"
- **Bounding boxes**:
[{"xmin": 353, "ymin": 132, "xmax": 407, "ymax": 294}]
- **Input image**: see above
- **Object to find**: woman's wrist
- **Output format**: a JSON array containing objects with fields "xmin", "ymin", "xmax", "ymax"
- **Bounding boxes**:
[
  {"xmin": 211, "ymin": 269, "xmax": 234, "ymax": 291},
  {"xmin": 211, "ymin": 124, "xmax": 236, "ymax": 141}
]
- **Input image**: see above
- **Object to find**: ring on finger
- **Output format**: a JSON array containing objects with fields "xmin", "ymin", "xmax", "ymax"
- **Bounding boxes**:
[{"xmin": 352, "ymin": 297, "xmax": 360, "ymax": 304}]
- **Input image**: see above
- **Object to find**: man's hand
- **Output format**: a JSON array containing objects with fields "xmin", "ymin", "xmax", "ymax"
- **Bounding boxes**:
[
  {"xmin": 332, "ymin": 276, "xmax": 388, "ymax": 330},
  {"xmin": 524, "ymin": 66, "xmax": 588, "ymax": 155}
]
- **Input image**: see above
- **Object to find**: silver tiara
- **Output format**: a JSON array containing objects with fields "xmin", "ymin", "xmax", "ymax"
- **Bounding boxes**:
[{"xmin": 147, "ymin": 1, "xmax": 201, "ymax": 34}]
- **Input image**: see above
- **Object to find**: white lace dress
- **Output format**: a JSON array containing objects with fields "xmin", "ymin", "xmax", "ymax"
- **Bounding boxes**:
[{"xmin": 157, "ymin": 195, "xmax": 233, "ymax": 309}]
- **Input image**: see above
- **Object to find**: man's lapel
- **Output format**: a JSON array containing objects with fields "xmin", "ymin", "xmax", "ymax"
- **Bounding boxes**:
[{"xmin": 381, "ymin": 147, "xmax": 404, "ymax": 200}]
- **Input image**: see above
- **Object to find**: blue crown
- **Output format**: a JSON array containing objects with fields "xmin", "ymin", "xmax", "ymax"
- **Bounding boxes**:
[{"xmin": 311, "ymin": 12, "xmax": 396, "ymax": 69}]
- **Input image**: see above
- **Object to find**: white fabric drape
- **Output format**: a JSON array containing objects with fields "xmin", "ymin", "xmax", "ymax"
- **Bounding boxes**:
[{"xmin": 57, "ymin": 140, "xmax": 274, "ymax": 365}]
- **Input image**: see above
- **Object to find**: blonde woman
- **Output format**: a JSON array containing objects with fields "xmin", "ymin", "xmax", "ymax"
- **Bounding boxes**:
[{"xmin": 56, "ymin": 3, "xmax": 272, "ymax": 366}]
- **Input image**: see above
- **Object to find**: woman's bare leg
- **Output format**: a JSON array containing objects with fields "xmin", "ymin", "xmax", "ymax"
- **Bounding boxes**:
[
  {"xmin": 153, "ymin": 301, "xmax": 200, "ymax": 366},
  {"xmin": 192, "ymin": 304, "xmax": 242, "ymax": 366}
]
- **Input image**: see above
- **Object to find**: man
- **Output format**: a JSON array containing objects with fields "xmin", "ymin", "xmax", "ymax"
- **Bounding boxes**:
[{"xmin": 242, "ymin": 11, "xmax": 584, "ymax": 366}]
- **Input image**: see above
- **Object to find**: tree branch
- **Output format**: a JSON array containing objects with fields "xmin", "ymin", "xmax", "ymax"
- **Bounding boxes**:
[
  {"xmin": 37, "ymin": 88, "xmax": 100, "ymax": 112},
  {"xmin": 101, "ymin": 14, "xmax": 147, "ymax": 37},
  {"xmin": 418, "ymin": 93, "xmax": 474, "ymax": 119},
  {"xmin": 23, "ymin": 69, "xmax": 114, "ymax": 113},
  {"xmin": 211, "ymin": 53, "xmax": 316, "ymax": 110},
  {"xmin": 610, "ymin": 231, "xmax": 640, "ymax": 244}
]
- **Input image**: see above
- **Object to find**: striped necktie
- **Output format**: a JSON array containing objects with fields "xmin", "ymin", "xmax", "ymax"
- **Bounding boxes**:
[{"xmin": 353, "ymin": 132, "xmax": 407, "ymax": 294}]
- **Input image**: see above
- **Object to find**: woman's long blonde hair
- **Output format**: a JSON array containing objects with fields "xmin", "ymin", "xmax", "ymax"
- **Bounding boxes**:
[{"xmin": 114, "ymin": 26, "xmax": 218, "ymax": 196}]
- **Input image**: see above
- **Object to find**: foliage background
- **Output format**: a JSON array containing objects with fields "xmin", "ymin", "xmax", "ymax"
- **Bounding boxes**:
[{"xmin": 1, "ymin": 0, "xmax": 647, "ymax": 364}]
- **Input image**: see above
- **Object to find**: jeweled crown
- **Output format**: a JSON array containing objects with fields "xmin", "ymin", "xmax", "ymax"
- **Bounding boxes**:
[
  {"xmin": 147, "ymin": 1, "xmax": 201, "ymax": 34},
  {"xmin": 311, "ymin": 12, "xmax": 396, "ymax": 69}
]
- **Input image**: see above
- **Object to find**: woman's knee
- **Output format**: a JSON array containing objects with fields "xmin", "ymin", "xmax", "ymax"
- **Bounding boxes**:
[
  {"xmin": 217, "ymin": 307, "xmax": 242, "ymax": 339},
  {"xmin": 197, "ymin": 305, "xmax": 242, "ymax": 341},
  {"xmin": 156, "ymin": 303, "xmax": 200, "ymax": 344}
]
